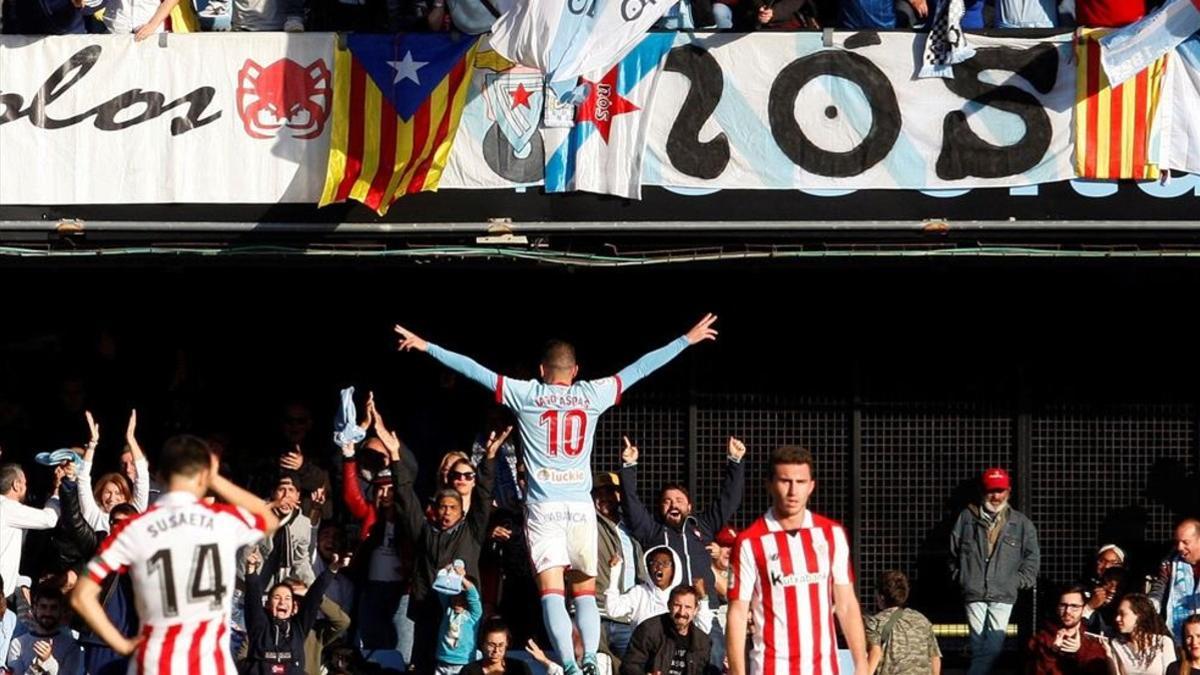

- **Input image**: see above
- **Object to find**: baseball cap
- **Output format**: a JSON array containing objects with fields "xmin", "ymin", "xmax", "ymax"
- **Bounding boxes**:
[
  {"xmin": 593, "ymin": 471, "xmax": 620, "ymax": 490},
  {"xmin": 981, "ymin": 467, "xmax": 1011, "ymax": 491},
  {"xmin": 715, "ymin": 523, "xmax": 739, "ymax": 548}
]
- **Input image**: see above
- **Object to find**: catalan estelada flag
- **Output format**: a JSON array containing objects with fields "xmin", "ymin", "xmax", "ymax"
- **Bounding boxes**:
[
  {"xmin": 320, "ymin": 34, "xmax": 479, "ymax": 215},
  {"xmin": 1075, "ymin": 29, "xmax": 1169, "ymax": 181}
]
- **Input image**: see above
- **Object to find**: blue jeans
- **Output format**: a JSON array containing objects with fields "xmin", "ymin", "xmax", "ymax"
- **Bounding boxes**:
[
  {"xmin": 360, "ymin": 581, "xmax": 415, "ymax": 666},
  {"xmin": 602, "ymin": 618, "xmax": 634, "ymax": 657},
  {"xmin": 965, "ymin": 601, "xmax": 1013, "ymax": 675},
  {"xmin": 707, "ymin": 618, "xmax": 726, "ymax": 672}
]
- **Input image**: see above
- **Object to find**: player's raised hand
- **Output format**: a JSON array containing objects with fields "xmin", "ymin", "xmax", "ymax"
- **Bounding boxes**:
[
  {"xmin": 393, "ymin": 324, "xmax": 429, "ymax": 352},
  {"xmin": 485, "ymin": 426, "xmax": 513, "ymax": 459},
  {"xmin": 685, "ymin": 313, "xmax": 719, "ymax": 345},
  {"xmin": 727, "ymin": 436, "xmax": 747, "ymax": 461},
  {"xmin": 622, "ymin": 436, "xmax": 639, "ymax": 465}
]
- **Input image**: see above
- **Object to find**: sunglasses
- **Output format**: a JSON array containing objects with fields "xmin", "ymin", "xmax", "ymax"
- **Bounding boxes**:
[{"xmin": 449, "ymin": 471, "xmax": 476, "ymax": 481}]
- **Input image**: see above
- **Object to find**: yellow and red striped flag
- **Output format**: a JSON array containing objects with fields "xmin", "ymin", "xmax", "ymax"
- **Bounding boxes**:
[
  {"xmin": 1075, "ymin": 28, "xmax": 1169, "ymax": 181},
  {"xmin": 320, "ymin": 34, "xmax": 479, "ymax": 215}
]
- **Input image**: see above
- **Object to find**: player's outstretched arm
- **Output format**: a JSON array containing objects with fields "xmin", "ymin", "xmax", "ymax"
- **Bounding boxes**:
[
  {"xmin": 394, "ymin": 324, "xmax": 501, "ymax": 393},
  {"xmin": 615, "ymin": 313, "xmax": 718, "ymax": 391},
  {"xmin": 71, "ymin": 576, "xmax": 142, "ymax": 657},
  {"xmin": 209, "ymin": 458, "xmax": 281, "ymax": 536}
]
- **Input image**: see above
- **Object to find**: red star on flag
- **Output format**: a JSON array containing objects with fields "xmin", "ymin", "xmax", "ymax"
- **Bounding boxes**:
[
  {"xmin": 510, "ymin": 83, "xmax": 533, "ymax": 110},
  {"xmin": 575, "ymin": 66, "xmax": 638, "ymax": 144}
]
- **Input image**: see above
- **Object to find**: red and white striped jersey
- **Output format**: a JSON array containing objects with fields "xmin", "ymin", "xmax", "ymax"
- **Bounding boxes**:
[
  {"xmin": 730, "ymin": 509, "xmax": 854, "ymax": 675},
  {"xmin": 86, "ymin": 491, "xmax": 267, "ymax": 675}
]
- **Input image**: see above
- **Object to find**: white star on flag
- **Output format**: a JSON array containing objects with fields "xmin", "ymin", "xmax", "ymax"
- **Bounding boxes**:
[{"xmin": 388, "ymin": 51, "xmax": 428, "ymax": 85}]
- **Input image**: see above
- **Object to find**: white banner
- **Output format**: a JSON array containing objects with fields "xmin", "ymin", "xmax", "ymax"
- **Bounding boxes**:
[
  {"xmin": 0, "ymin": 34, "xmax": 333, "ymax": 205},
  {"xmin": 641, "ymin": 32, "xmax": 1077, "ymax": 190}
]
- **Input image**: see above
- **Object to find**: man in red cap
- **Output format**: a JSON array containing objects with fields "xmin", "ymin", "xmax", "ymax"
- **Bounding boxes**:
[{"xmin": 950, "ymin": 467, "xmax": 1040, "ymax": 675}]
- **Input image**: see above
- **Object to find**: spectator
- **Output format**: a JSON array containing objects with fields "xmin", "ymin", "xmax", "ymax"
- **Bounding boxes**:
[
  {"xmin": 84, "ymin": 0, "xmax": 181, "ymax": 38},
  {"xmin": 619, "ymin": 437, "xmax": 744, "ymax": 666},
  {"xmin": 57, "ymin": 475, "xmax": 139, "ymax": 675},
  {"xmin": 480, "ymin": 506, "xmax": 540, "ymax": 647},
  {"xmin": 604, "ymin": 547, "xmax": 713, "ymax": 634},
  {"xmin": 435, "ymin": 574, "xmax": 483, "ymax": 674},
  {"xmin": 311, "ymin": 522, "xmax": 354, "ymax": 619},
  {"xmin": 745, "ymin": 0, "xmax": 820, "ymax": 28},
  {"xmin": 1149, "ymin": 518, "xmax": 1200, "ymax": 641},
  {"xmin": 387, "ymin": 413, "xmax": 503, "ymax": 671},
  {"xmin": 249, "ymin": 475, "xmax": 316, "ymax": 586},
  {"xmin": 461, "ymin": 620, "xmax": 533, "ymax": 675},
  {"xmin": 950, "ymin": 467, "xmax": 1040, "ymax": 675},
  {"xmin": 1105, "ymin": 594, "xmax": 1176, "ymax": 675},
  {"xmin": 77, "ymin": 411, "xmax": 149, "ymax": 533},
  {"xmin": 0, "ymin": 463, "xmax": 58, "ymax": 599},
  {"xmin": 1083, "ymin": 544, "xmax": 1126, "ymax": 629},
  {"xmin": 620, "ymin": 585, "xmax": 712, "ymax": 675},
  {"xmin": 1084, "ymin": 566, "xmax": 1129, "ymax": 636},
  {"xmin": 4, "ymin": 585, "xmax": 82, "ymax": 675},
  {"xmin": 593, "ymin": 471, "xmax": 645, "ymax": 658},
  {"xmin": 1166, "ymin": 614, "xmax": 1200, "ymax": 675},
  {"xmin": 1027, "ymin": 584, "xmax": 1108, "ymax": 675},
  {"xmin": 704, "ymin": 524, "xmax": 736, "ymax": 634},
  {"xmin": 7, "ymin": 0, "xmax": 91, "ymax": 34},
  {"xmin": 525, "ymin": 634, "xmax": 615, "ymax": 675},
  {"xmin": 295, "ymin": 569, "xmax": 351, "ymax": 675},
  {"xmin": 928, "ymin": 0, "xmax": 985, "ymax": 26},
  {"xmin": 865, "ymin": 570, "xmax": 942, "ymax": 675},
  {"xmin": 241, "ymin": 547, "xmax": 348, "ymax": 675}
]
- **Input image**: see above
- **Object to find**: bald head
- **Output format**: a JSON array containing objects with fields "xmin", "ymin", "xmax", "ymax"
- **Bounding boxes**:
[{"xmin": 1175, "ymin": 518, "xmax": 1200, "ymax": 565}]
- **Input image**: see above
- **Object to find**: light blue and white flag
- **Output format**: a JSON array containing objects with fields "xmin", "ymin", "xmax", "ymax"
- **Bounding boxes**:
[
  {"xmin": 543, "ymin": 33, "xmax": 675, "ymax": 199},
  {"xmin": 489, "ymin": 0, "xmax": 680, "ymax": 87},
  {"xmin": 1100, "ymin": 0, "xmax": 1200, "ymax": 86}
]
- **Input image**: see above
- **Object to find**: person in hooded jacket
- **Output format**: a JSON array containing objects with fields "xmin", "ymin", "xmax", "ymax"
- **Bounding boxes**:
[
  {"xmin": 603, "ymin": 545, "xmax": 714, "ymax": 635},
  {"xmin": 618, "ymin": 438, "xmax": 743, "ymax": 667},
  {"xmin": 240, "ymin": 547, "xmax": 349, "ymax": 675}
]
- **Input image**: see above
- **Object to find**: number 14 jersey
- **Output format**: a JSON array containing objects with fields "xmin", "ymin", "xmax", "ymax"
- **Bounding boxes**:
[{"xmin": 86, "ymin": 491, "xmax": 267, "ymax": 675}]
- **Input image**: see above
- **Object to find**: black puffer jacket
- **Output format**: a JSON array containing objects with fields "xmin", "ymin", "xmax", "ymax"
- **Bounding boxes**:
[{"xmin": 241, "ymin": 568, "xmax": 335, "ymax": 675}]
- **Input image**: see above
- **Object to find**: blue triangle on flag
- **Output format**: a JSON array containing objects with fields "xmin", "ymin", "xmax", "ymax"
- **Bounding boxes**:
[{"xmin": 347, "ymin": 33, "xmax": 476, "ymax": 121}]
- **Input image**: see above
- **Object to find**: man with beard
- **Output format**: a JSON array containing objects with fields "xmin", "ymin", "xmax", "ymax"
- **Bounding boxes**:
[
  {"xmin": 4, "ymin": 585, "xmax": 82, "ymax": 675},
  {"xmin": 620, "ymin": 585, "xmax": 712, "ymax": 675},
  {"xmin": 618, "ymin": 437, "xmax": 745, "ymax": 668},
  {"xmin": 593, "ymin": 471, "xmax": 646, "ymax": 658},
  {"xmin": 1027, "ymin": 584, "xmax": 1108, "ymax": 675},
  {"xmin": 950, "ymin": 467, "xmax": 1040, "ymax": 675}
]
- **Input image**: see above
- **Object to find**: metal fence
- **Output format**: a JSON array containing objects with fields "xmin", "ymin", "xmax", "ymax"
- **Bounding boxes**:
[{"xmin": 593, "ymin": 391, "xmax": 1199, "ymax": 627}]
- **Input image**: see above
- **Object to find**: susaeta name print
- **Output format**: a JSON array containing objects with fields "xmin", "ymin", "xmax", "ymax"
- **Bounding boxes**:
[{"xmin": 0, "ymin": 34, "xmax": 335, "ymax": 204}]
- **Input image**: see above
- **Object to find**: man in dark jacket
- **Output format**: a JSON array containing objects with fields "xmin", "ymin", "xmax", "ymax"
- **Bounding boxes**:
[
  {"xmin": 618, "ymin": 437, "xmax": 744, "ymax": 668},
  {"xmin": 950, "ymin": 467, "xmax": 1040, "ymax": 675},
  {"xmin": 621, "ymin": 585, "xmax": 711, "ymax": 675},
  {"xmin": 241, "ymin": 549, "xmax": 348, "ymax": 675},
  {"xmin": 385, "ymin": 419, "xmax": 505, "ymax": 672}
]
